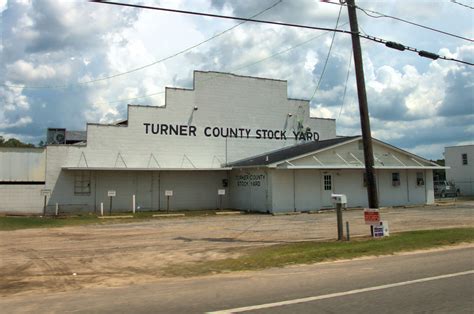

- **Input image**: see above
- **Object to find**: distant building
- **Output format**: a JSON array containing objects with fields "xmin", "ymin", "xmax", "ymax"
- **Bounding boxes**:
[
  {"xmin": 445, "ymin": 145, "xmax": 474, "ymax": 196},
  {"xmin": 0, "ymin": 71, "xmax": 445, "ymax": 215}
]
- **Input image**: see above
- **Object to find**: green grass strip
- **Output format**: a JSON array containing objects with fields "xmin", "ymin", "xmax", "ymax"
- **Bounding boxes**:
[
  {"xmin": 0, "ymin": 215, "xmax": 104, "ymax": 230},
  {"xmin": 0, "ymin": 210, "xmax": 240, "ymax": 231},
  {"xmin": 164, "ymin": 228, "xmax": 474, "ymax": 277}
]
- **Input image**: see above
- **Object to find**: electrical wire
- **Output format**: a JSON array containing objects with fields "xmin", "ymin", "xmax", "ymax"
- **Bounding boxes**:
[
  {"xmin": 356, "ymin": 5, "xmax": 473, "ymax": 42},
  {"xmin": 451, "ymin": 0, "xmax": 474, "ymax": 10},
  {"xmin": 2, "ymin": 25, "xmax": 344, "ymax": 108},
  {"xmin": 338, "ymin": 49, "xmax": 352, "ymax": 119},
  {"xmin": 4, "ymin": 0, "xmax": 473, "ymax": 91},
  {"xmin": 91, "ymin": 25, "xmax": 347, "ymax": 108},
  {"xmin": 309, "ymin": 5, "xmax": 343, "ymax": 102},
  {"xmin": 91, "ymin": 1, "xmax": 473, "ymax": 66},
  {"xmin": 3, "ymin": 0, "xmax": 282, "ymax": 89}
]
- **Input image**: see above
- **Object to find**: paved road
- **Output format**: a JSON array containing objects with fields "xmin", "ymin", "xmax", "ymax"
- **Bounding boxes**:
[{"xmin": 1, "ymin": 246, "xmax": 472, "ymax": 313}]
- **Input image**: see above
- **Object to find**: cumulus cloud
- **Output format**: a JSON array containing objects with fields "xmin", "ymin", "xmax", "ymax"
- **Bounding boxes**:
[{"xmin": 0, "ymin": 0, "xmax": 472, "ymax": 160}]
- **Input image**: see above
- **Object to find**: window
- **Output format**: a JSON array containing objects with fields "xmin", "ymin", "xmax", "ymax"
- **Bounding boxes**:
[
  {"xmin": 392, "ymin": 172, "xmax": 400, "ymax": 186},
  {"xmin": 416, "ymin": 172, "xmax": 424, "ymax": 186},
  {"xmin": 323, "ymin": 175, "xmax": 332, "ymax": 191},
  {"xmin": 74, "ymin": 171, "xmax": 91, "ymax": 195},
  {"xmin": 462, "ymin": 153, "xmax": 468, "ymax": 165}
]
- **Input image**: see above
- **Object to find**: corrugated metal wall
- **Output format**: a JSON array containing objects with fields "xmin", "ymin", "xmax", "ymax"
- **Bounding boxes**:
[{"xmin": 0, "ymin": 148, "xmax": 46, "ymax": 181}]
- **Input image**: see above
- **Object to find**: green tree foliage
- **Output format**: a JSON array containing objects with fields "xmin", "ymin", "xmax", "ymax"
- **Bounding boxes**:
[{"xmin": 0, "ymin": 136, "xmax": 35, "ymax": 148}]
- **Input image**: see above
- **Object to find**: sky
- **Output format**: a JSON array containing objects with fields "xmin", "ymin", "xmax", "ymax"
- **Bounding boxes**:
[{"xmin": 0, "ymin": 0, "xmax": 473, "ymax": 160}]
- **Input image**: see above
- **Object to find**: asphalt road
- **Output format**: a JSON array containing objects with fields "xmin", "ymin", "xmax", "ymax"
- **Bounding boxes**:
[{"xmin": 1, "ymin": 246, "xmax": 472, "ymax": 314}]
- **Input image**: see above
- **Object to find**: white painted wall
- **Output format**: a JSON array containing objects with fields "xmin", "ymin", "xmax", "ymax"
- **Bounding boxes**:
[
  {"xmin": 0, "ymin": 148, "xmax": 45, "ymax": 181},
  {"xmin": 60, "ymin": 71, "xmax": 336, "ymax": 170},
  {"xmin": 229, "ymin": 169, "xmax": 268, "ymax": 212},
  {"xmin": 270, "ymin": 170, "xmax": 295, "ymax": 213},
  {"xmin": 445, "ymin": 145, "xmax": 474, "ymax": 196},
  {"xmin": 266, "ymin": 168, "xmax": 433, "ymax": 212},
  {"xmin": 0, "ymin": 185, "xmax": 45, "ymax": 214}
]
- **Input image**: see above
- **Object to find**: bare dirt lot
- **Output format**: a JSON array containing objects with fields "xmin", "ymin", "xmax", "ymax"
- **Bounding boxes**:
[{"xmin": 1, "ymin": 202, "xmax": 473, "ymax": 297}]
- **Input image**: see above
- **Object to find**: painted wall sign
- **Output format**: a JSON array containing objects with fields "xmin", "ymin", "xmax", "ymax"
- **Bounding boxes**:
[
  {"xmin": 143, "ymin": 123, "xmax": 319, "ymax": 141},
  {"xmin": 235, "ymin": 174, "xmax": 265, "ymax": 187},
  {"xmin": 40, "ymin": 189, "xmax": 51, "ymax": 196}
]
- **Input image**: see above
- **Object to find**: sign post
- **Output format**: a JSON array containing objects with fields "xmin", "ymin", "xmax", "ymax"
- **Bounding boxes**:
[
  {"xmin": 40, "ymin": 189, "xmax": 51, "ymax": 216},
  {"xmin": 165, "ymin": 190, "xmax": 173, "ymax": 213},
  {"xmin": 108, "ymin": 190, "xmax": 116, "ymax": 216},
  {"xmin": 331, "ymin": 194, "xmax": 347, "ymax": 241},
  {"xmin": 218, "ymin": 189, "xmax": 226, "ymax": 210},
  {"xmin": 364, "ymin": 208, "xmax": 389, "ymax": 237}
]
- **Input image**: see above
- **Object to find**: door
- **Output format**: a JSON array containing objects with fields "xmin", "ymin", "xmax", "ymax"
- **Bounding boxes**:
[{"xmin": 321, "ymin": 173, "xmax": 334, "ymax": 207}]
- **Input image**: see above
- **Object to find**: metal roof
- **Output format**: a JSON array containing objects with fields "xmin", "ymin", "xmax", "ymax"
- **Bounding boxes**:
[{"xmin": 227, "ymin": 136, "xmax": 360, "ymax": 167}]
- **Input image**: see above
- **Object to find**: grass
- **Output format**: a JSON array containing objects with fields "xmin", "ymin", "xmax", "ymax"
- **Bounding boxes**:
[
  {"xmin": 0, "ymin": 209, "xmax": 243, "ymax": 231},
  {"xmin": 0, "ymin": 214, "xmax": 103, "ymax": 231},
  {"xmin": 163, "ymin": 228, "xmax": 474, "ymax": 277}
]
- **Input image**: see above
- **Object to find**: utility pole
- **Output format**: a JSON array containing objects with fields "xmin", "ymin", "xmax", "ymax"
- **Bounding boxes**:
[{"xmin": 346, "ymin": 0, "xmax": 379, "ymax": 209}]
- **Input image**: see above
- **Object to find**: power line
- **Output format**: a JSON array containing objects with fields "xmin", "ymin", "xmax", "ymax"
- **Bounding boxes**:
[
  {"xmin": 451, "ymin": 0, "xmax": 474, "ymax": 10},
  {"xmin": 3, "ymin": 0, "xmax": 282, "ymax": 90},
  {"xmin": 356, "ymin": 5, "xmax": 473, "ymax": 42},
  {"xmin": 338, "ymin": 49, "xmax": 352, "ymax": 119},
  {"xmin": 92, "ymin": 1, "xmax": 473, "ymax": 66},
  {"xmin": 2, "ymin": 25, "xmax": 343, "ymax": 108},
  {"xmin": 364, "ymin": 34, "xmax": 474, "ymax": 66},
  {"xmin": 309, "ymin": 5, "xmax": 343, "ymax": 102},
  {"xmin": 4, "ymin": 0, "xmax": 473, "ymax": 92},
  {"xmin": 91, "ymin": 1, "xmax": 355, "ymax": 35}
]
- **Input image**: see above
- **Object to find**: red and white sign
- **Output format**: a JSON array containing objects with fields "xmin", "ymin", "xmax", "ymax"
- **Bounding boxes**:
[{"xmin": 364, "ymin": 208, "xmax": 380, "ymax": 225}]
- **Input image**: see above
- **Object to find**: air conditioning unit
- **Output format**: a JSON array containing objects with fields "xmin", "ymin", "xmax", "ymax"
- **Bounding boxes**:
[{"xmin": 47, "ymin": 128, "xmax": 66, "ymax": 145}]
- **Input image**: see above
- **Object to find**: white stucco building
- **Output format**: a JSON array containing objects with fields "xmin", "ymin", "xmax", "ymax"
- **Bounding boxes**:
[
  {"xmin": 0, "ymin": 71, "xmax": 444, "ymax": 214},
  {"xmin": 445, "ymin": 145, "xmax": 474, "ymax": 196}
]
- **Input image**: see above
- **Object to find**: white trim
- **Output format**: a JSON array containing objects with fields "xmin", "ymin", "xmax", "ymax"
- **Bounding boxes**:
[
  {"xmin": 372, "ymin": 139, "xmax": 439, "ymax": 167},
  {"xmin": 267, "ymin": 137, "xmax": 362, "ymax": 167},
  {"xmin": 411, "ymin": 157, "xmax": 425, "ymax": 167},
  {"xmin": 390, "ymin": 153, "xmax": 406, "ymax": 166},
  {"xmin": 276, "ymin": 165, "xmax": 447, "ymax": 170},
  {"xmin": 313, "ymin": 156, "xmax": 325, "ymax": 166},
  {"xmin": 349, "ymin": 152, "xmax": 364, "ymax": 166},
  {"xmin": 336, "ymin": 153, "xmax": 350, "ymax": 165},
  {"xmin": 62, "ymin": 167, "xmax": 232, "ymax": 171}
]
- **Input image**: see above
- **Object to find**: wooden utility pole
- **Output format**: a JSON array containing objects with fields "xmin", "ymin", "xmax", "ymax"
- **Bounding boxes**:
[{"xmin": 346, "ymin": 0, "xmax": 379, "ymax": 209}]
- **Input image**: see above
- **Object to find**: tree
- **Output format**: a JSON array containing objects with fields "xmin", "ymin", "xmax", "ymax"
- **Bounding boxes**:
[{"xmin": 0, "ymin": 136, "xmax": 35, "ymax": 148}]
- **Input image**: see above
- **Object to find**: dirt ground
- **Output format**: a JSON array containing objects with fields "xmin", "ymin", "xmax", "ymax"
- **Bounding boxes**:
[{"xmin": 1, "ymin": 201, "xmax": 473, "ymax": 297}]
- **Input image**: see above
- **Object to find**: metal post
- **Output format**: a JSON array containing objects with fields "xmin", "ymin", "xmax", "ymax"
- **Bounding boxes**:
[
  {"xmin": 100, "ymin": 202, "xmax": 104, "ymax": 216},
  {"xmin": 336, "ymin": 203, "xmax": 343, "ymax": 241},
  {"xmin": 133, "ymin": 194, "xmax": 136, "ymax": 214},
  {"xmin": 346, "ymin": 0, "xmax": 379, "ymax": 209},
  {"xmin": 219, "ymin": 195, "xmax": 223, "ymax": 210},
  {"xmin": 43, "ymin": 195, "xmax": 47, "ymax": 216},
  {"xmin": 346, "ymin": 221, "xmax": 350, "ymax": 241},
  {"xmin": 55, "ymin": 203, "xmax": 59, "ymax": 216},
  {"xmin": 166, "ymin": 195, "xmax": 170, "ymax": 213},
  {"xmin": 109, "ymin": 196, "xmax": 112, "ymax": 216}
]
